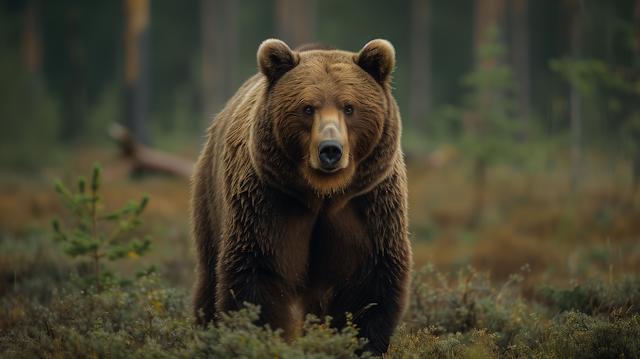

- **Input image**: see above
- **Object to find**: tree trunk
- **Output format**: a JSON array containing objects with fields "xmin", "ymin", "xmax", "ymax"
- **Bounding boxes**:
[
  {"xmin": 635, "ymin": 0, "xmax": 640, "ymax": 59},
  {"xmin": 511, "ymin": 0, "xmax": 530, "ymax": 142},
  {"xmin": 566, "ymin": 0, "xmax": 582, "ymax": 190},
  {"xmin": 21, "ymin": 0, "xmax": 41, "ymax": 77},
  {"xmin": 468, "ymin": 0, "xmax": 505, "ymax": 227},
  {"xmin": 222, "ymin": 0, "xmax": 238, "ymax": 101},
  {"xmin": 633, "ymin": 0, "xmax": 640, "ymax": 188},
  {"xmin": 409, "ymin": 0, "xmax": 431, "ymax": 132},
  {"xmin": 605, "ymin": 2, "xmax": 616, "ymax": 175},
  {"xmin": 474, "ymin": 0, "xmax": 506, "ymax": 69},
  {"xmin": 276, "ymin": 0, "xmax": 316, "ymax": 49},
  {"xmin": 21, "ymin": 0, "xmax": 42, "ymax": 144},
  {"xmin": 200, "ymin": 0, "xmax": 222, "ymax": 129},
  {"xmin": 471, "ymin": 158, "xmax": 487, "ymax": 227},
  {"xmin": 200, "ymin": 0, "xmax": 238, "ymax": 130},
  {"xmin": 123, "ymin": 0, "xmax": 151, "ymax": 146},
  {"xmin": 65, "ymin": 9, "xmax": 86, "ymax": 142}
]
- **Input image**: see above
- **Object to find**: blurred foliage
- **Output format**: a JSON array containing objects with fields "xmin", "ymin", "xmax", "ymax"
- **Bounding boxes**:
[
  {"xmin": 0, "ymin": 6, "xmax": 61, "ymax": 170},
  {"xmin": 441, "ymin": 26, "xmax": 523, "ymax": 166},
  {"xmin": 0, "ymin": 0, "xmax": 637, "ymax": 170},
  {"xmin": 51, "ymin": 163, "xmax": 154, "ymax": 293},
  {"xmin": 550, "ymin": 54, "xmax": 640, "ymax": 163}
]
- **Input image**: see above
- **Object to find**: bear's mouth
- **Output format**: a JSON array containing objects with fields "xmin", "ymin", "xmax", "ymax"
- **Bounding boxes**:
[
  {"xmin": 303, "ymin": 160, "xmax": 355, "ymax": 195},
  {"xmin": 318, "ymin": 166, "xmax": 341, "ymax": 173}
]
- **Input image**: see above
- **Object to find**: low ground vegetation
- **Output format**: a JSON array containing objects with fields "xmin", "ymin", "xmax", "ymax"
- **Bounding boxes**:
[
  {"xmin": 1, "ymin": 159, "xmax": 640, "ymax": 357},
  {"xmin": 1, "ymin": 263, "xmax": 639, "ymax": 358}
]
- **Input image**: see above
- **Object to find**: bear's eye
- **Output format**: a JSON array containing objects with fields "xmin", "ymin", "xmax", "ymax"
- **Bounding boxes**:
[
  {"xmin": 303, "ymin": 105, "xmax": 314, "ymax": 115},
  {"xmin": 344, "ymin": 105, "xmax": 354, "ymax": 115}
]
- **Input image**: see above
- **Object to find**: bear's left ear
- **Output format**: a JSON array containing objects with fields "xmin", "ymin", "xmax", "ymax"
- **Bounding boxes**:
[
  {"xmin": 258, "ymin": 39, "xmax": 300, "ymax": 85},
  {"xmin": 355, "ymin": 39, "xmax": 395, "ymax": 85}
]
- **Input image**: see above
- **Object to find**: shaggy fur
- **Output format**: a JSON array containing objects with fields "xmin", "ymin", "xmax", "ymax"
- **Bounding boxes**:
[{"xmin": 191, "ymin": 39, "xmax": 412, "ymax": 356}]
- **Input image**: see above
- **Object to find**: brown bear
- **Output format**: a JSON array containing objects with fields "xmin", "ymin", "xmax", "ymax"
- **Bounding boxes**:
[{"xmin": 190, "ymin": 38, "xmax": 412, "ymax": 355}]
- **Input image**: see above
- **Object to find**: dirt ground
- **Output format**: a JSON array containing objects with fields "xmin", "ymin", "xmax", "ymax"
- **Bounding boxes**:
[{"xmin": 1, "ymin": 148, "xmax": 639, "ymax": 298}]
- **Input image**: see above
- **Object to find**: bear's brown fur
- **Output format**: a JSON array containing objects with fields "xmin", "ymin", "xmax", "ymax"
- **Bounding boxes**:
[{"xmin": 191, "ymin": 39, "xmax": 412, "ymax": 355}]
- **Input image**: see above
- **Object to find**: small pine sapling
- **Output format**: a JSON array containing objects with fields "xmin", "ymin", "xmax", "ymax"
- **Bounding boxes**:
[{"xmin": 51, "ymin": 163, "xmax": 153, "ymax": 294}]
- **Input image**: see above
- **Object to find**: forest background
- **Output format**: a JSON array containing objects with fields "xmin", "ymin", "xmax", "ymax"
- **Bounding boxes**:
[{"xmin": 1, "ymin": 1, "xmax": 640, "ymax": 351}]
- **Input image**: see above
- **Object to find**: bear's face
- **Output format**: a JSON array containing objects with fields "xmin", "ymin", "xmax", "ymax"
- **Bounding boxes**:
[{"xmin": 256, "ymin": 39, "xmax": 396, "ymax": 195}]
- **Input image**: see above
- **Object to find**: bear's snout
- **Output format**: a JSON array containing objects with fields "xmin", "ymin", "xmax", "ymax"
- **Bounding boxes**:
[
  {"xmin": 318, "ymin": 140, "xmax": 343, "ymax": 169},
  {"xmin": 308, "ymin": 112, "xmax": 350, "ymax": 176}
]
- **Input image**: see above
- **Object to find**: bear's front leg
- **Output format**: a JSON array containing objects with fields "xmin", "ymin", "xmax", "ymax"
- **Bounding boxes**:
[
  {"xmin": 330, "ymin": 164, "xmax": 412, "ymax": 356},
  {"xmin": 326, "ymin": 266, "xmax": 411, "ymax": 356},
  {"xmin": 215, "ymin": 183, "xmax": 315, "ymax": 336},
  {"xmin": 216, "ymin": 256, "xmax": 298, "ymax": 332}
]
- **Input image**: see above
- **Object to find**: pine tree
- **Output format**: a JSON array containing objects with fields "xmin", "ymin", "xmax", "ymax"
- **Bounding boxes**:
[{"xmin": 51, "ymin": 163, "xmax": 153, "ymax": 293}]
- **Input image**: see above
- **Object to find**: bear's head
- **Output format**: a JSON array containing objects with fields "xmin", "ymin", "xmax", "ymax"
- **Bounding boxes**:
[{"xmin": 253, "ymin": 39, "xmax": 399, "ymax": 196}]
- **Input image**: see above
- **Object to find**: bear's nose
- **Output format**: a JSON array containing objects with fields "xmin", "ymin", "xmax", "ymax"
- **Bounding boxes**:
[{"xmin": 318, "ymin": 140, "xmax": 343, "ymax": 168}]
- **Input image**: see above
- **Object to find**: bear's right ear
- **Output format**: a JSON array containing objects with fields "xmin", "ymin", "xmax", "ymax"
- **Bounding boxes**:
[
  {"xmin": 258, "ymin": 39, "xmax": 299, "ymax": 85},
  {"xmin": 355, "ymin": 39, "xmax": 395, "ymax": 85}
]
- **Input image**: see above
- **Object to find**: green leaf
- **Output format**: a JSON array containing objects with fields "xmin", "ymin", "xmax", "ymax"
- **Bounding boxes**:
[
  {"xmin": 53, "ymin": 178, "xmax": 64, "ymax": 196},
  {"xmin": 77, "ymin": 176, "xmax": 86, "ymax": 194},
  {"xmin": 79, "ymin": 218, "xmax": 92, "ymax": 233},
  {"xmin": 51, "ymin": 216, "xmax": 61, "ymax": 233},
  {"xmin": 73, "ymin": 228, "xmax": 88, "ymax": 238},
  {"xmin": 125, "ymin": 200, "xmax": 138, "ymax": 213},
  {"xmin": 91, "ymin": 163, "xmax": 102, "ymax": 191},
  {"xmin": 99, "ymin": 210, "xmax": 122, "ymax": 220},
  {"xmin": 53, "ymin": 179, "xmax": 73, "ymax": 201},
  {"xmin": 135, "ymin": 262, "xmax": 158, "ymax": 278},
  {"xmin": 134, "ymin": 235, "xmax": 154, "ymax": 256},
  {"xmin": 52, "ymin": 232, "xmax": 67, "ymax": 242},
  {"xmin": 136, "ymin": 194, "xmax": 150, "ymax": 215},
  {"xmin": 128, "ymin": 238, "xmax": 141, "ymax": 251},
  {"xmin": 106, "ymin": 246, "xmax": 128, "ymax": 260},
  {"xmin": 74, "ymin": 193, "xmax": 90, "ymax": 204}
]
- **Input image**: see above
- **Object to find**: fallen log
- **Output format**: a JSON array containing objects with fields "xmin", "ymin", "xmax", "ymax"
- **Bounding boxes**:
[{"xmin": 103, "ymin": 122, "xmax": 194, "ymax": 181}]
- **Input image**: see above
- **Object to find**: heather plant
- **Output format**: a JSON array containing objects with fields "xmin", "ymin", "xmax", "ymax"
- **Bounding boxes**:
[
  {"xmin": 539, "ymin": 275, "xmax": 640, "ymax": 316},
  {"xmin": 0, "ymin": 273, "xmax": 191, "ymax": 358},
  {"xmin": 406, "ymin": 262, "xmax": 533, "ymax": 346},
  {"xmin": 510, "ymin": 309, "xmax": 640, "ymax": 359},
  {"xmin": 2, "ymin": 262, "xmax": 640, "ymax": 358},
  {"xmin": 0, "ymin": 275, "xmax": 368, "ymax": 359},
  {"xmin": 392, "ymin": 266, "xmax": 640, "ymax": 359},
  {"xmin": 192, "ymin": 305, "xmax": 368, "ymax": 359},
  {"xmin": 3, "ymin": 161, "xmax": 640, "ymax": 357},
  {"xmin": 384, "ymin": 324, "xmax": 467, "ymax": 358},
  {"xmin": 50, "ymin": 163, "xmax": 153, "ymax": 294}
]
